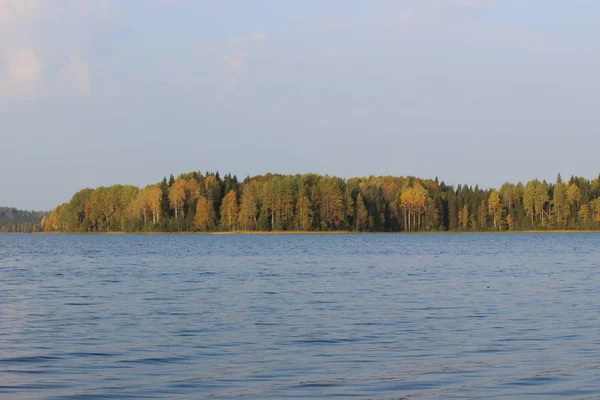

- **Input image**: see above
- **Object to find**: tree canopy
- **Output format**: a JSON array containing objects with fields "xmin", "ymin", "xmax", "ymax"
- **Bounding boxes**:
[
  {"xmin": 0, "ymin": 207, "xmax": 46, "ymax": 232},
  {"xmin": 41, "ymin": 172, "xmax": 600, "ymax": 233}
]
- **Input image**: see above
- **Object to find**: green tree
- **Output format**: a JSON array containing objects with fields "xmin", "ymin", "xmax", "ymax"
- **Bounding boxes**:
[{"xmin": 355, "ymin": 193, "xmax": 369, "ymax": 231}]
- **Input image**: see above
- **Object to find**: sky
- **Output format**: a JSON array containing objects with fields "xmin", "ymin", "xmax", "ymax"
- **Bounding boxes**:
[{"xmin": 1, "ymin": 0, "xmax": 600, "ymax": 210}]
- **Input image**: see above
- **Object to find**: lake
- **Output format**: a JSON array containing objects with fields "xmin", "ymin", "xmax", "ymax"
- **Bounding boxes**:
[{"xmin": 1, "ymin": 233, "xmax": 600, "ymax": 399}]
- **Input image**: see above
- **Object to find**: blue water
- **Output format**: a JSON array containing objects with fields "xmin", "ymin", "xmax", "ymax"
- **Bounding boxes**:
[{"xmin": 1, "ymin": 233, "xmax": 600, "ymax": 399}]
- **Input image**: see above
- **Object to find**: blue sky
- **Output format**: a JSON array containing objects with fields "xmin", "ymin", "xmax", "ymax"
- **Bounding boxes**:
[{"xmin": 1, "ymin": 0, "xmax": 599, "ymax": 210}]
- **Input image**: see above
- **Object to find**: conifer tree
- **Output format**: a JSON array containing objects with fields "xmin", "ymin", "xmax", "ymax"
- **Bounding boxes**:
[{"xmin": 355, "ymin": 193, "xmax": 369, "ymax": 231}]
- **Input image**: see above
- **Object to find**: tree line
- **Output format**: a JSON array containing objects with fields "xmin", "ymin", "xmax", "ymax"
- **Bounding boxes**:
[
  {"xmin": 0, "ymin": 207, "xmax": 46, "ymax": 233},
  {"xmin": 42, "ymin": 172, "xmax": 600, "ymax": 233}
]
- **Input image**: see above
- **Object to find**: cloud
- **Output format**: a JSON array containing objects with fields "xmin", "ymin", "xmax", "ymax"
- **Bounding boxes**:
[
  {"xmin": 0, "ymin": 1, "xmax": 111, "ymax": 101},
  {"xmin": 0, "ymin": 0, "xmax": 44, "ymax": 24},
  {"xmin": 0, "ymin": 1, "xmax": 45, "ymax": 100},
  {"xmin": 224, "ymin": 32, "xmax": 268, "ymax": 84},
  {"xmin": 0, "ymin": 49, "xmax": 42, "ymax": 97},
  {"xmin": 63, "ymin": 52, "xmax": 91, "ymax": 95},
  {"xmin": 0, "ymin": 0, "xmax": 112, "ymax": 22}
]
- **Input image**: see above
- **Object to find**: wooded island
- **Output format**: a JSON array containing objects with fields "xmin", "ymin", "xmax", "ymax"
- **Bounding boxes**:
[{"xmin": 41, "ymin": 172, "xmax": 600, "ymax": 233}]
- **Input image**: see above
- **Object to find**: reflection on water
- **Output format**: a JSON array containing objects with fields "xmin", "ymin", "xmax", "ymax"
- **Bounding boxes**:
[{"xmin": 1, "ymin": 233, "xmax": 600, "ymax": 399}]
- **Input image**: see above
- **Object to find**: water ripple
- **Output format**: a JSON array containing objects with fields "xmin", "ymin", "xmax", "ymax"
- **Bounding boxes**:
[{"xmin": 1, "ymin": 233, "xmax": 600, "ymax": 399}]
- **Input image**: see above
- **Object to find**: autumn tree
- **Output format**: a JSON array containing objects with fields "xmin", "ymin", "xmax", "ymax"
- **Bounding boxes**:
[
  {"xmin": 194, "ymin": 195, "xmax": 216, "ymax": 231},
  {"xmin": 314, "ymin": 177, "xmax": 344, "ymax": 230},
  {"xmin": 220, "ymin": 190, "xmax": 239, "ymax": 231},
  {"xmin": 458, "ymin": 204, "xmax": 469, "ymax": 231},
  {"xmin": 578, "ymin": 204, "xmax": 591, "ymax": 229},
  {"xmin": 147, "ymin": 186, "xmax": 163, "ymax": 224},
  {"xmin": 169, "ymin": 179, "xmax": 187, "ymax": 219},
  {"xmin": 260, "ymin": 177, "xmax": 295, "ymax": 231},
  {"xmin": 592, "ymin": 198, "xmax": 600, "ymax": 224},
  {"xmin": 238, "ymin": 184, "xmax": 259, "ymax": 231},
  {"xmin": 506, "ymin": 214, "xmax": 515, "ymax": 231},
  {"xmin": 488, "ymin": 189, "xmax": 502, "ymax": 231},
  {"xmin": 500, "ymin": 182, "xmax": 520, "ymax": 217},
  {"xmin": 128, "ymin": 188, "xmax": 151, "ymax": 226},
  {"xmin": 400, "ymin": 182, "xmax": 428, "ymax": 231},
  {"xmin": 535, "ymin": 181, "xmax": 550, "ymax": 228},
  {"xmin": 294, "ymin": 192, "xmax": 313, "ymax": 231},
  {"xmin": 524, "ymin": 180, "xmax": 548, "ymax": 227},
  {"xmin": 567, "ymin": 183, "xmax": 581, "ymax": 222},
  {"xmin": 185, "ymin": 179, "xmax": 201, "ymax": 205},
  {"xmin": 42, "ymin": 170, "xmax": 600, "ymax": 234},
  {"xmin": 553, "ymin": 182, "xmax": 568, "ymax": 228}
]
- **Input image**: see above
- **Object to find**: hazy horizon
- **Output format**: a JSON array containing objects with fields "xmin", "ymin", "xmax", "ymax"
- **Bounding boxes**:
[{"xmin": 2, "ymin": 0, "xmax": 600, "ymax": 210}]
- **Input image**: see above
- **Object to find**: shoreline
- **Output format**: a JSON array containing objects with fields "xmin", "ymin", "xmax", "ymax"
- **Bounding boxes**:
[{"xmin": 25, "ymin": 230, "xmax": 600, "ymax": 235}]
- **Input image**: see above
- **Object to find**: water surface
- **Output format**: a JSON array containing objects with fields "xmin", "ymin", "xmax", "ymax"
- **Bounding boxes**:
[{"xmin": 1, "ymin": 233, "xmax": 600, "ymax": 399}]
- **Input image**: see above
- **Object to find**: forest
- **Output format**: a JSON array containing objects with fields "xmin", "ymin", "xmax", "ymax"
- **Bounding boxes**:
[
  {"xmin": 0, "ymin": 207, "xmax": 46, "ymax": 233},
  {"xmin": 41, "ymin": 171, "xmax": 600, "ymax": 233}
]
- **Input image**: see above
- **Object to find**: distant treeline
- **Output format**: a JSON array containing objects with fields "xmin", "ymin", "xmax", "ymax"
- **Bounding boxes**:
[
  {"xmin": 0, "ymin": 207, "xmax": 46, "ymax": 233},
  {"xmin": 42, "ymin": 172, "xmax": 600, "ymax": 233}
]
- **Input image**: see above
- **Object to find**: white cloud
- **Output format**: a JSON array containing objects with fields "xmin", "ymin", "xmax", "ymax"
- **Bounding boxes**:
[
  {"xmin": 0, "ymin": 1, "xmax": 44, "ymax": 100},
  {"xmin": 224, "ymin": 32, "xmax": 268, "ymax": 84},
  {"xmin": 63, "ymin": 52, "xmax": 91, "ymax": 96},
  {"xmin": 0, "ymin": 49, "xmax": 42, "ymax": 97},
  {"xmin": 0, "ymin": 0, "xmax": 111, "ymax": 23},
  {"xmin": 0, "ymin": 0, "xmax": 44, "ymax": 24},
  {"xmin": 0, "ymin": 1, "xmax": 112, "ymax": 101}
]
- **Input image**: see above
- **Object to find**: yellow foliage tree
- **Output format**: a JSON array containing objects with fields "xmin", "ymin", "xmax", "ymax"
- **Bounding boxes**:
[
  {"xmin": 315, "ymin": 178, "xmax": 344, "ymax": 230},
  {"xmin": 458, "ymin": 204, "xmax": 469, "ymax": 231},
  {"xmin": 239, "ymin": 184, "xmax": 258, "ymax": 231},
  {"xmin": 185, "ymin": 180, "xmax": 201, "ymax": 205},
  {"xmin": 568, "ymin": 183, "xmax": 581, "ymax": 207},
  {"xmin": 169, "ymin": 180, "xmax": 187, "ymax": 218},
  {"xmin": 147, "ymin": 186, "xmax": 163, "ymax": 224},
  {"xmin": 488, "ymin": 190, "xmax": 502, "ymax": 231},
  {"xmin": 506, "ymin": 214, "xmax": 515, "ymax": 231},
  {"xmin": 553, "ymin": 182, "xmax": 568, "ymax": 228},
  {"xmin": 220, "ymin": 190, "xmax": 239, "ymax": 231},
  {"xmin": 294, "ymin": 193, "xmax": 313, "ymax": 231},
  {"xmin": 400, "ymin": 183, "xmax": 428, "ymax": 231},
  {"xmin": 194, "ymin": 195, "xmax": 215, "ymax": 231},
  {"xmin": 579, "ymin": 203, "xmax": 590, "ymax": 228}
]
